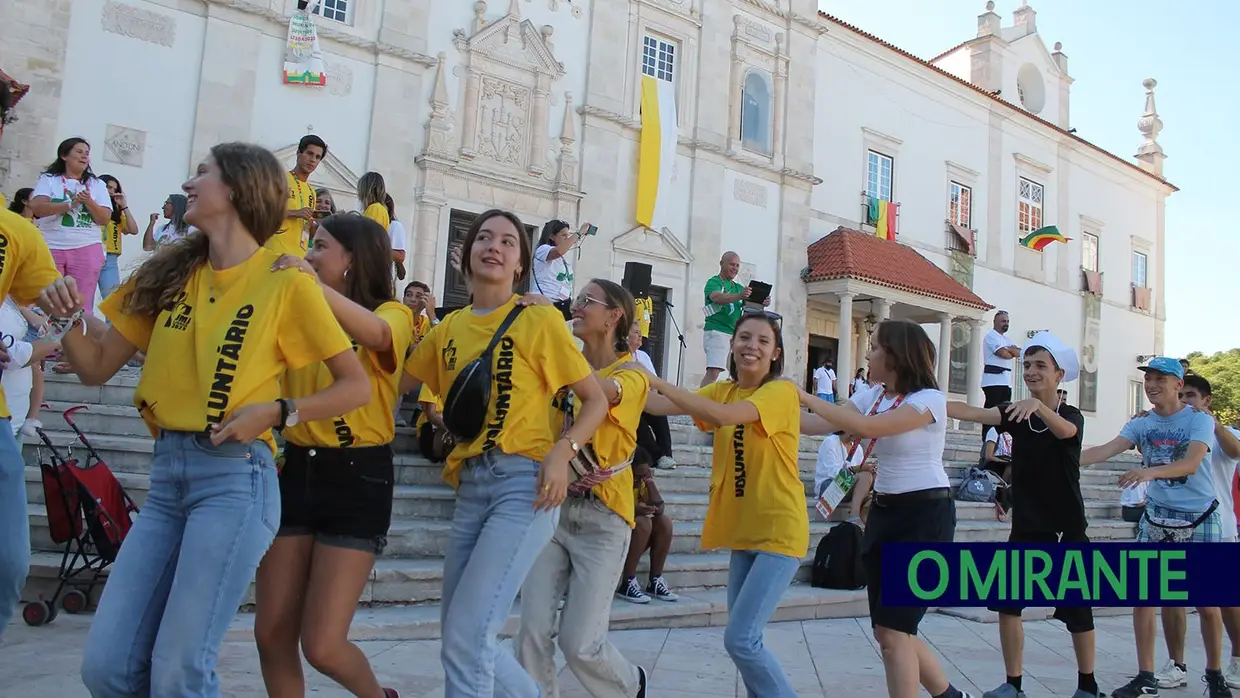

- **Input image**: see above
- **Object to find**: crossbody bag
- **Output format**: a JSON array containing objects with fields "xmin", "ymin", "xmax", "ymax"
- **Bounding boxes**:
[{"xmin": 440, "ymin": 306, "xmax": 525, "ymax": 442}]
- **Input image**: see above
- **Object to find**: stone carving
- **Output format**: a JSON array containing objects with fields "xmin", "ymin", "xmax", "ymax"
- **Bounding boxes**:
[
  {"xmin": 103, "ymin": 125, "xmax": 147, "ymax": 168},
  {"xmin": 733, "ymin": 178, "xmax": 768, "ymax": 208},
  {"xmin": 324, "ymin": 60, "xmax": 354, "ymax": 97},
  {"xmin": 101, "ymin": 1, "xmax": 176, "ymax": 48},
  {"xmin": 476, "ymin": 78, "xmax": 531, "ymax": 167},
  {"xmin": 736, "ymin": 16, "xmax": 774, "ymax": 43}
]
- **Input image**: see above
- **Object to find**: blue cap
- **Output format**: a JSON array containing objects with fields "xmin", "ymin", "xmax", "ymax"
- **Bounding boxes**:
[{"xmin": 1138, "ymin": 356, "xmax": 1184, "ymax": 380}]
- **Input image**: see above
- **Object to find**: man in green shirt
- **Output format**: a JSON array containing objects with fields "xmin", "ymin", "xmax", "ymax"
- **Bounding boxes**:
[{"xmin": 701, "ymin": 251, "xmax": 769, "ymax": 386}]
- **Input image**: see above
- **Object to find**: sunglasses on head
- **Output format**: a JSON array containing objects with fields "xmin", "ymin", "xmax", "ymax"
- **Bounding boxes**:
[{"xmin": 741, "ymin": 308, "xmax": 783, "ymax": 328}]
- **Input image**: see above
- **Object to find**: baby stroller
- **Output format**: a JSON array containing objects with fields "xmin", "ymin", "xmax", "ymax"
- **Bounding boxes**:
[{"xmin": 24, "ymin": 404, "xmax": 139, "ymax": 626}]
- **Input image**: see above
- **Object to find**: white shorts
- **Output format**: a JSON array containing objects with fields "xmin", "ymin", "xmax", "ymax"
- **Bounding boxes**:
[{"xmin": 703, "ymin": 329, "xmax": 732, "ymax": 370}]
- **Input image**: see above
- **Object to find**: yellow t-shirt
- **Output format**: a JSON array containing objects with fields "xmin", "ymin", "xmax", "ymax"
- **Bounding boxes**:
[
  {"xmin": 265, "ymin": 172, "xmax": 316, "ymax": 258},
  {"xmin": 0, "ymin": 210, "xmax": 61, "ymax": 418},
  {"xmin": 694, "ymin": 380, "xmax": 809, "ymax": 559},
  {"xmin": 0, "ymin": 192, "xmax": 7, "ymax": 210},
  {"xmin": 100, "ymin": 247, "xmax": 353, "ymax": 454},
  {"xmin": 551, "ymin": 354, "xmax": 649, "ymax": 527},
  {"xmin": 404, "ymin": 295, "xmax": 593, "ymax": 488},
  {"xmin": 415, "ymin": 384, "xmax": 441, "ymax": 430},
  {"xmin": 363, "ymin": 203, "xmax": 390, "ymax": 232},
  {"xmin": 282, "ymin": 300, "xmax": 414, "ymax": 448},
  {"xmin": 102, "ymin": 212, "xmax": 128, "ymax": 255},
  {"xmin": 635, "ymin": 296, "xmax": 653, "ymax": 338},
  {"xmin": 411, "ymin": 313, "xmax": 431, "ymax": 347}
]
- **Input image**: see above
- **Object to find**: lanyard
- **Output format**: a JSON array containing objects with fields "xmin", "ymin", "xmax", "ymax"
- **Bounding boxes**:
[{"xmin": 845, "ymin": 391, "xmax": 905, "ymax": 465}]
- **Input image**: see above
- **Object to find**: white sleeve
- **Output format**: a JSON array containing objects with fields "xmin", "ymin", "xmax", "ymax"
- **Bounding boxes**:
[
  {"xmin": 815, "ymin": 438, "xmax": 845, "ymax": 491},
  {"xmin": 985, "ymin": 428, "xmax": 998, "ymax": 444},
  {"xmin": 984, "ymin": 332, "xmax": 1004, "ymax": 357},
  {"xmin": 534, "ymin": 244, "xmax": 553, "ymax": 263},
  {"xmin": 31, "ymin": 174, "xmax": 56, "ymax": 199},
  {"xmin": 849, "ymin": 383, "xmax": 880, "ymax": 412},
  {"xmin": 904, "ymin": 389, "xmax": 947, "ymax": 424},
  {"xmin": 89, "ymin": 179, "xmax": 113, "ymax": 209},
  {"xmin": 389, "ymin": 220, "xmax": 406, "ymax": 252},
  {"xmin": 9, "ymin": 339, "xmax": 34, "ymax": 369}
]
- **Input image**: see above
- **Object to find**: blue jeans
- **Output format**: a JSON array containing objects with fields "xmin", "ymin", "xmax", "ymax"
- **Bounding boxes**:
[
  {"xmin": 725, "ymin": 550, "xmax": 799, "ymax": 698},
  {"xmin": 80, "ymin": 432, "xmax": 279, "ymax": 697},
  {"xmin": 98, "ymin": 253, "xmax": 120, "ymax": 300},
  {"xmin": 0, "ymin": 421, "xmax": 27, "ymax": 640},
  {"xmin": 441, "ymin": 451, "xmax": 558, "ymax": 698},
  {"xmin": 816, "ymin": 393, "xmax": 835, "ymax": 403}
]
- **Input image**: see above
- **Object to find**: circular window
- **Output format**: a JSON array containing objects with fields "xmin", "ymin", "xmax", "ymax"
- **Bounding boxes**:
[{"xmin": 1016, "ymin": 63, "xmax": 1046, "ymax": 114}]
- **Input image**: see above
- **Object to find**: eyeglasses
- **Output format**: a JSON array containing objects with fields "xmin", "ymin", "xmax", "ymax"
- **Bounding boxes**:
[
  {"xmin": 572, "ymin": 294, "xmax": 611, "ymax": 310},
  {"xmin": 741, "ymin": 308, "xmax": 783, "ymax": 328}
]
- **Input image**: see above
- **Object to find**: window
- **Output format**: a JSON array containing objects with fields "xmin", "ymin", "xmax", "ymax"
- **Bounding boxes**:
[
  {"xmin": 1017, "ymin": 177, "xmax": 1043, "ymax": 235},
  {"xmin": 1132, "ymin": 251, "xmax": 1148, "ymax": 287},
  {"xmin": 866, "ymin": 151, "xmax": 893, "ymax": 201},
  {"xmin": 740, "ymin": 72, "xmax": 771, "ymax": 154},
  {"xmin": 1082, "ymin": 232, "xmax": 1100, "ymax": 272},
  {"xmin": 642, "ymin": 36, "xmax": 676, "ymax": 83},
  {"xmin": 310, "ymin": 0, "xmax": 349, "ymax": 24},
  {"xmin": 948, "ymin": 182, "xmax": 971, "ymax": 228},
  {"xmin": 1128, "ymin": 380, "xmax": 1147, "ymax": 418}
]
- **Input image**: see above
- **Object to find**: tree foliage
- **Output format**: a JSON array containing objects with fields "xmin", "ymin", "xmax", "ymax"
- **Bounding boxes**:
[{"xmin": 1185, "ymin": 348, "xmax": 1240, "ymax": 426}]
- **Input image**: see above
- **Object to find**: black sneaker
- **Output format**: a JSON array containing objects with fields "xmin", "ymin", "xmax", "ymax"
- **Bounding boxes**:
[
  {"xmin": 616, "ymin": 577, "xmax": 650, "ymax": 604},
  {"xmin": 636, "ymin": 665, "xmax": 647, "ymax": 698},
  {"xmin": 1205, "ymin": 673, "xmax": 1235, "ymax": 698},
  {"xmin": 646, "ymin": 575, "xmax": 679, "ymax": 601},
  {"xmin": 1111, "ymin": 674, "xmax": 1158, "ymax": 697}
]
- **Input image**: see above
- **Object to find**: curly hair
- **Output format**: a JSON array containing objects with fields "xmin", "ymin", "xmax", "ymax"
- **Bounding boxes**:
[{"xmin": 121, "ymin": 142, "xmax": 285, "ymax": 317}]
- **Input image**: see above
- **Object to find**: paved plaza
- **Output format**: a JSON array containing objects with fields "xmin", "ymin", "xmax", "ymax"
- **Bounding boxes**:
[{"xmin": 0, "ymin": 611, "xmax": 1220, "ymax": 697}]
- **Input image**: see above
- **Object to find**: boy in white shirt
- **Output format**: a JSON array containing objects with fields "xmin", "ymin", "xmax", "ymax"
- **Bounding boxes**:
[{"xmin": 814, "ymin": 431, "xmax": 871, "ymax": 523}]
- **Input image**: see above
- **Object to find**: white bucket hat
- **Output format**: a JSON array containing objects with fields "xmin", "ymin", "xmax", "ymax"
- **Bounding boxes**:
[{"xmin": 1023, "ymin": 331, "xmax": 1080, "ymax": 383}]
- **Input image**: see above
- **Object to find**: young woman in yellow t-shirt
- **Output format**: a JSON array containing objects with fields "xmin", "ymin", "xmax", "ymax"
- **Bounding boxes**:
[
  {"xmin": 37, "ymin": 142, "xmax": 372, "ymax": 696},
  {"xmin": 357, "ymin": 171, "xmax": 390, "ymax": 231},
  {"xmin": 399, "ymin": 209, "xmax": 607, "ymax": 697},
  {"xmin": 97, "ymin": 174, "xmax": 137, "ymax": 300},
  {"xmin": 513, "ymin": 279, "xmax": 650, "ymax": 698},
  {"xmin": 254, "ymin": 213, "xmax": 412, "ymax": 698},
  {"xmin": 635, "ymin": 312, "xmax": 805, "ymax": 698}
]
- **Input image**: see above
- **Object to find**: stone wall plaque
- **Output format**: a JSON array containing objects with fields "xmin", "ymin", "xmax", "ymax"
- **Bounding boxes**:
[
  {"xmin": 733, "ymin": 178, "xmax": 768, "ymax": 208},
  {"xmin": 103, "ymin": 125, "xmax": 147, "ymax": 168},
  {"xmin": 101, "ymin": 1, "xmax": 176, "ymax": 48},
  {"xmin": 324, "ymin": 60, "xmax": 354, "ymax": 97}
]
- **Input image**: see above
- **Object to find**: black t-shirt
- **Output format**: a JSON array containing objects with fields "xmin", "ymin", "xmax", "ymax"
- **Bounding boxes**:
[{"xmin": 996, "ymin": 401, "xmax": 1087, "ymax": 534}]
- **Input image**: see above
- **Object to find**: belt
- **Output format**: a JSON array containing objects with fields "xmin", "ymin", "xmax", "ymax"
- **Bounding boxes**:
[
  {"xmin": 983, "ymin": 365, "xmax": 1011, "ymax": 374},
  {"xmin": 567, "ymin": 488, "xmax": 599, "ymax": 500},
  {"xmin": 872, "ymin": 487, "xmax": 951, "ymax": 508}
]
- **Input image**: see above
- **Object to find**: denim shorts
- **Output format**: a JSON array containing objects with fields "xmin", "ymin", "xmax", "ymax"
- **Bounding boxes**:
[{"xmin": 277, "ymin": 443, "xmax": 395, "ymax": 554}]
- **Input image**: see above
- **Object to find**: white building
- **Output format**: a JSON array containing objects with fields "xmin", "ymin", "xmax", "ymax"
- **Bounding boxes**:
[{"xmin": 0, "ymin": 0, "xmax": 1173, "ymax": 440}]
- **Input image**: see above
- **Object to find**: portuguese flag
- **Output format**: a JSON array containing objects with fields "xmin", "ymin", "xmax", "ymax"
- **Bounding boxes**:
[{"xmin": 1019, "ymin": 225, "xmax": 1069, "ymax": 251}]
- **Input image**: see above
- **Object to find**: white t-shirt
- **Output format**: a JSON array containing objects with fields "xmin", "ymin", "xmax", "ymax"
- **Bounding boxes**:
[
  {"xmin": 0, "ymin": 298, "xmax": 35, "ymax": 435},
  {"xmin": 813, "ymin": 366, "xmax": 836, "ymax": 395},
  {"xmin": 853, "ymin": 377, "xmax": 868, "ymax": 394},
  {"xmin": 1120, "ymin": 482, "xmax": 1149, "ymax": 507},
  {"xmin": 31, "ymin": 173, "xmax": 112, "ymax": 250},
  {"xmin": 153, "ymin": 221, "xmax": 193, "ymax": 246},
  {"xmin": 1209, "ymin": 427, "xmax": 1240, "ymax": 540},
  {"xmin": 982, "ymin": 329, "xmax": 1014, "ymax": 388},
  {"xmin": 984, "ymin": 427, "xmax": 1013, "ymax": 459},
  {"xmin": 388, "ymin": 219, "xmax": 407, "ymax": 252},
  {"xmin": 814, "ymin": 434, "xmax": 866, "ymax": 496},
  {"xmin": 532, "ymin": 244, "xmax": 573, "ymax": 301},
  {"xmin": 849, "ymin": 384, "xmax": 950, "ymax": 494},
  {"xmin": 634, "ymin": 349, "xmax": 657, "ymax": 376}
]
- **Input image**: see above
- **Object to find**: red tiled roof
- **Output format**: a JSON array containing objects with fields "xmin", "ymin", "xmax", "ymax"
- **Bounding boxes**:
[
  {"xmin": 805, "ymin": 227, "xmax": 994, "ymax": 310},
  {"xmin": 817, "ymin": 12, "xmax": 1178, "ymax": 193}
]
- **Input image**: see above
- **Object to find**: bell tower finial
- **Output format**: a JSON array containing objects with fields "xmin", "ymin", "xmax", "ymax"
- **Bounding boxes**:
[{"xmin": 1135, "ymin": 78, "xmax": 1166, "ymax": 176}]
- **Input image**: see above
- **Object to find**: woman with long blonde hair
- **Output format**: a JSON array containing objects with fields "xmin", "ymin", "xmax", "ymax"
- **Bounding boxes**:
[{"xmin": 38, "ymin": 142, "xmax": 371, "ymax": 697}]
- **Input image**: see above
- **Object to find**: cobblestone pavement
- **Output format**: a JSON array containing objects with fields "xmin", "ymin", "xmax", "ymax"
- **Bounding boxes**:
[{"xmin": 0, "ymin": 611, "xmax": 1217, "ymax": 696}]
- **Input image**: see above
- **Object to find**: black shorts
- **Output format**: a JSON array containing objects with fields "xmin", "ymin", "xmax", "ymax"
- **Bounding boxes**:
[
  {"xmin": 278, "ymin": 443, "xmax": 395, "ymax": 554},
  {"xmin": 863, "ymin": 489, "xmax": 955, "ymax": 635},
  {"xmin": 990, "ymin": 528, "xmax": 1094, "ymax": 633}
]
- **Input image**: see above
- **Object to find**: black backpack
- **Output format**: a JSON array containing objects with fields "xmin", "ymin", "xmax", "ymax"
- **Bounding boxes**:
[
  {"xmin": 441, "ymin": 306, "xmax": 524, "ymax": 441},
  {"xmin": 811, "ymin": 522, "xmax": 867, "ymax": 590}
]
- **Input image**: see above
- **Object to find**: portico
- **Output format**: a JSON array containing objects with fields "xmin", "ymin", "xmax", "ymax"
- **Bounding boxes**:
[{"xmin": 803, "ymin": 228, "xmax": 994, "ymax": 403}]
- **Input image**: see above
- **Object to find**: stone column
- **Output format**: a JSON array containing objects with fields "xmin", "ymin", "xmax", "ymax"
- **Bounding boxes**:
[
  {"xmin": 727, "ymin": 23, "xmax": 743, "ymax": 148},
  {"xmin": 772, "ymin": 36, "xmax": 786, "ymax": 162},
  {"xmin": 874, "ymin": 298, "xmax": 891, "ymax": 324},
  {"xmin": 967, "ymin": 319, "xmax": 986, "ymax": 406},
  {"xmin": 411, "ymin": 196, "xmax": 444, "ymax": 288},
  {"xmin": 459, "ymin": 70, "xmax": 482, "ymax": 159},
  {"xmin": 937, "ymin": 313, "xmax": 953, "ymax": 391},
  {"xmin": 837, "ymin": 293, "xmax": 855, "ymax": 397},
  {"xmin": 528, "ymin": 74, "xmax": 550, "ymax": 176}
]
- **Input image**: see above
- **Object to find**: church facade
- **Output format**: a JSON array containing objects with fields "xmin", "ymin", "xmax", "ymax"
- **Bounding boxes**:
[{"xmin": 0, "ymin": 0, "xmax": 1172, "ymax": 439}]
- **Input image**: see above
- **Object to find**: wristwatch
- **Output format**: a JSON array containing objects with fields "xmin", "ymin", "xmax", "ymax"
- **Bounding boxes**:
[
  {"xmin": 563, "ymin": 436, "xmax": 580, "ymax": 454},
  {"xmin": 277, "ymin": 399, "xmax": 301, "ymax": 430}
]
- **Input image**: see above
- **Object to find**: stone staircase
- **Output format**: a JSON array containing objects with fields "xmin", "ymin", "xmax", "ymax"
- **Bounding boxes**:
[{"xmin": 20, "ymin": 371, "xmax": 1141, "ymax": 639}]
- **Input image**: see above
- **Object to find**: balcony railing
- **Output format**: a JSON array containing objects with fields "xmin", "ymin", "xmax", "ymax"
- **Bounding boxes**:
[
  {"xmin": 860, "ymin": 192, "xmax": 899, "ymax": 240},
  {"xmin": 945, "ymin": 221, "xmax": 976, "ymax": 256},
  {"xmin": 1081, "ymin": 268, "xmax": 1103, "ymax": 296}
]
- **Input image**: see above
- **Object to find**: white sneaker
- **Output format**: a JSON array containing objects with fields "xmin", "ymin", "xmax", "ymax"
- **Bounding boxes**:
[
  {"xmin": 655, "ymin": 456, "xmax": 676, "ymax": 470},
  {"xmin": 20, "ymin": 419, "xmax": 42, "ymax": 438},
  {"xmin": 1224, "ymin": 656, "xmax": 1240, "ymax": 689},
  {"xmin": 1154, "ymin": 658, "xmax": 1187, "ymax": 688}
]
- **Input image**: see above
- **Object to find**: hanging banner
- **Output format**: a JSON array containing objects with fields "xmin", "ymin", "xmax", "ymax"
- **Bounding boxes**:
[{"xmin": 283, "ymin": 4, "xmax": 327, "ymax": 87}]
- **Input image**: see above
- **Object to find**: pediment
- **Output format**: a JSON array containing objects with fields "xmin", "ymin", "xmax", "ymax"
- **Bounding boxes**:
[
  {"xmin": 612, "ymin": 225, "xmax": 693, "ymax": 265},
  {"xmin": 273, "ymin": 144, "xmax": 361, "ymax": 204},
  {"xmin": 1007, "ymin": 33, "xmax": 1066, "ymax": 79},
  {"xmin": 460, "ymin": 6, "xmax": 565, "ymax": 78}
]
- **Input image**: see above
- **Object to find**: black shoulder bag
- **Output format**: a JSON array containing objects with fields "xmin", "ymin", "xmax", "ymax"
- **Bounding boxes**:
[{"xmin": 441, "ymin": 306, "xmax": 525, "ymax": 441}]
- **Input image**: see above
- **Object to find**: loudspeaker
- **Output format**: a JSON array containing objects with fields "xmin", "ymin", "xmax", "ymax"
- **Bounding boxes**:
[{"xmin": 622, "ymin": 262, "xmax": 652, "ymax": 298}]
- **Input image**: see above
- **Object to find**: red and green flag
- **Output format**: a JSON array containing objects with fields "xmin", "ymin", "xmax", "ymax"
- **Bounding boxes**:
[{"xmin": 1019, "ymin": 225, "xmax": 1069, "ymax": 251}]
